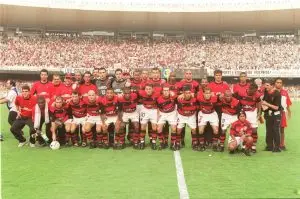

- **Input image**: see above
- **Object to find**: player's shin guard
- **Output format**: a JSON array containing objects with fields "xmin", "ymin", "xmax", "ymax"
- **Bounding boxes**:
[
  {"xmin": 71, "ymin": 133, "xmax": 78, "ymax": 145},
  {"xmin": 119, "ymin": 129, "xmax": 126, "ymax": 145},
  {"xmin": 102, "ymin": 132, "xmax": 108, "ymax": 144},
  {"xmin": 96, "ymin": 133, "xmax": 103, "ymax": 144},
  {"xmin": 219, "ymin": 131, "xmax": 226, "ymax": 146},
  {"xmin": 65, "ymin": 132, "xmax": 71, "ymax": 144},
  {"xmin": 85, "ymin": 132, "xmax": 93, "ymax": 142},
  {"xmin": 151, "ymin": 130, "xmax": 157, "ymax": 143},
  {"xmin": 171, "ymin": 133, "xmax": 177, "ymax": 145},
  {"xmin": 158, "ymin": 132, "xmax": 164, "ymax": 144},
  {"xmin": 252, "ymin": 128, "xmax": 258, "ymax": 148},
  {"xmin": 140, "ymin": 130, "xmax": 146, "ymax": 143}
]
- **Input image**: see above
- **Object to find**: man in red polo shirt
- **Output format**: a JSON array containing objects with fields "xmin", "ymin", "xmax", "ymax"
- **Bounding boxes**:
[
  {"xmin": 274, "ymin": 78, "xmax": 292, "ymax": 150},
  {"xmin": 10, "ymin": 85, "xmax": 37, "ymax": 147},
  {"xmin": 49, "ymin": 74, "xmax": 63, "ymax": 99},
  {"xmin": 58, "ymin": 73, "xmax": 74, "ymax": 102},
  {"xmin": 30, "ymin": 69, "xmax": 52, "ymax": 101}
]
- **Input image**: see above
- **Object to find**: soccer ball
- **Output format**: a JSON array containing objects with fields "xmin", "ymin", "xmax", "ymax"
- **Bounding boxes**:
[{"xmin": 50, "ymin": 141, "xmax": 60, "ymax": 150}]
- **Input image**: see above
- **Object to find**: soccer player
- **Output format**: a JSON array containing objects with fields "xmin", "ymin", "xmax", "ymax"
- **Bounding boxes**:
[
  {"xmin": 197, "ymin": 87, "xmax": 219, "ymax": 151},
  {"xmin": 67, "ymin": 91, "xmax": 87, "ymax": 146},
  {"xmin": 157, "ymin": 86, "xmax": 178, "ymax": 149},
  {"xmin": 101, "ymin": 88, "xmax": 123, "ymax": 149},
  {"xmin": 118, "ymin": 87, "xmax": 139, "ymax": 148},
  {"xmin": 138, "ymin": 84, "xmax": 160, "ymax": 150},
  {"xmin": 237, "ymin": 83, "xmax": 261, "ymax": 153},
  {"xmin": 163, "ymin": 72, "xmax": 179, "ymax": 95},
  {"xmin": 219, "ymin": 90, "xmax": 241, "ymax": 151},
  {"xmin": 30, "ymin": 69, "xmax": 52, "ymax": 101},
  {"xmin": 49, "ymin": 74, "xmax": 63, "ymax": 99},
  {"xmin": 78, "ymin": 71, "xmax": 98, "ymax": 99},
  {"xmin": 82, "ymin": 90, "xmax": 102, "ymax": 148},
  {"xmin": 262, "ymin": 79, "xmax": 282, "ymax": 152},
  {"xmin": 95, "ymin": 67, "xmax": 113, "ymax": 96},
  {"xmin": 130, "ymin": 70, "xmax": 144, "ymax": 94},
  {"xmin": 228, "ymin": 111, "xmax": 253, "ymax": 156},
  {"xmin": 0, "ymin": 80, "xmax": 18, "ymax": 136},
  {"xmin": 233, "ymin": 72, "xmax": 250, "ymax": 98},
  {"xmin": 58, "ymin": 73, "xmax": 74, "ymax": 101},
  {"xmin": 146, "ymin": 67, "xmax": 165, "ymax": 94},
  {"xmin": 49, "ymin": 96, "xmax": 70, "ymax": 145},
  {"xmin": 274, "ymin": 78, "xmax": 292, "ymax": 150},
  {"xmin": 177, "ymin": 70, "xmax": 199, "ymax": 94},
  {"xmin": 141, "ymin": 70, "xmax": 149, "ymax": 83},
  {"xmin": 10, "ymin": 85, "xmax": 37, "ymax": 147},
  {"xmin": 74, "ymin": 71, "xmax": 82, "ymax": 83},
  {"xmin": 112, "ymin": 68, "xmax": 130, "ymax": 95},
  {"xmin": 176, "ymin": 87, "xmax": 198, "ymax": 151}
]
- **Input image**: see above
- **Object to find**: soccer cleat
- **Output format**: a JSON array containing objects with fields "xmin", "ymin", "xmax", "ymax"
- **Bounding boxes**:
[
  {"xmin": 218, "ymin": 145, "xmax": 225, "ymax": 152},
  {"xmin": 251, "ymin": 146, "xmax": 257, "ymax": 153},
  {"xmin": 212, "ymin": 143, "xmax": 218, "ymax": 152},
  {"xmin": 0, "ymin": 134, "xmax": 3, "ymax": 141},
  {"xmin": 97, "ymin": 142, "xmax": 103, "ymax": 148},
  {"xmin": 151, "ymin": 142, "xmax": 157, "ymax": 150},
  {"xmin": 81, "ymin": 142, "xmax": 87, "ymax": 147},
  {"xmin": 73, "ymin": 142, "xmax": 79, "ymax": 147},
  {"xmin": 198, "ymin": 144, "xmax": 206, "ymax": 152},
  {"xmin": 280, "ymin": 146, "xmax": 287, "ymax": 151},
  {"xmin": 243, "ymin": 149, "xmax": 251, "ymax": 156},
  {"xmin": 229, "ymin": 150, "xmax": 235, "ymax": 154},
  {"xmin": 113, "ymin": 143, "xmax": 119, "ymax": 150},
  {"xmin": 18, "ymin": 141, "xmax": 26, "ymax": 147},
  {"xmin": 133, "ymin": 143, "xmax": 139, "ymax": 149},
  {"xmin": 175, "ymin": 143, "xmax": 181, "ymax": 151},
  {"xmin": 272, "ymin": 148, "xmax": 281, "ymax": 153},
  {"xmin": 192, "ymin": 143, "xmax": 198, "ymax": 151},
  {"xmin": 29, "ymin": 143, "xmax": 36, "ymax": 148},
  {"xmin": 139, "ymin": 142, "xmax": 145, "ymax": 150},
  {"xmin": 264, "ymin": 146, "xmax": 273, "ymax": 151},
  {"xmin": 170, "ymin": 143, "xmax": 177, "ymax": 151},
  {"xmin": 103, "ymin": 143, "xmax": 110, "ymax": 149},
  {"xmin": 89, "ymin": 142, "xmax": 97, "ymax": 149}
]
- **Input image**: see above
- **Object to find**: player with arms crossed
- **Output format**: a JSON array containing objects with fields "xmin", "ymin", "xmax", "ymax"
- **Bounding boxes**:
[
  {"xmin": 176, "ymin": 87, "xmax": 198, "ymax": 151},
  {"xmin": 197, "ymin": 87, "xmax": 219, "ymax": 151},
  {"xmin": 157, "ymin": 86, "xmax": 178, "ymax": 150}
]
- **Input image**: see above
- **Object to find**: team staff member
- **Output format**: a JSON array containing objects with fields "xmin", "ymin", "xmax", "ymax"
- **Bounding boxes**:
[
  {"xmin": 10, "ymin": 85, "xmax": 37, "ymax": 147},
  {"xmin": 274, "ymin": 78, "xmax": 292, "ymax": 150},
  {"xmin": 262, "ymin": 79, "xmax": 282, "ymax": 152},
  {"xmin": 95, "ymin": 67, "xmax": 113, "ymax": 96},
  {"xmin": 0, "ymin": 80, "xmax": 19, "ymax": 140}
]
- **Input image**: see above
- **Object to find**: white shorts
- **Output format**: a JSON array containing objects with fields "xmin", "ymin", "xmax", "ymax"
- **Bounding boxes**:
[
  {"xmin": 104, "ymin": 116, "xmax": 118, "ymax": 125},
  {"xmin": 140, "ymin": 107, "xmax": 157, "ymax": 124},
  {"xmin": 72, "ymin": 117, "xmax": 87, "ymax": 125},
  {"xmin": 158, "ymin": 110, "xmax": 177, "ymax": 125},
  {"xmin": 245, "ymin": 109, "xmax": 258, "ymax": 128},
  {"xmin": 221, "ymin": 113, "xmax": 238, "ymax": 130},
  {"xmin": 177, "ymin": 113, "xmax": 197, "ymax": 129},
  {"xmin": 136, "ymin": 104, "xmax": 143, "ymax": 115},
  {"xmin": 86, "ymin": 115, "xmax": 102, "ymax": 125},
  {"xmin": 228, "ymin": 136, "xmax": 243, "ymax": 147},
  {"xmin": 198, "ymin": 111, "xmax": 219, "ymax": 127},
  {"xmin": 122, "ymin": 111, "xmax": 139, "ymax": 123}
]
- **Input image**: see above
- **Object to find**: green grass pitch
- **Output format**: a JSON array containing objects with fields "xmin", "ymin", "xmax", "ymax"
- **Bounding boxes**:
[{"xmin": 1, "ymin": 103, "xmax": 300, "ymax": 199}]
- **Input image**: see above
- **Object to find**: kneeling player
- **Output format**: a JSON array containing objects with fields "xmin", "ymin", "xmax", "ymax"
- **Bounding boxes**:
[
  {"xmin": 50, "ymin": 96, "xmax": 70, "ymax": 145},
  {"xmin": 139, "ymin": 84, "xmax": 160, "ymax": 150},
  {"xmin": 101, "ymin": 88, "xmax": 123, "ymax": 149},
  {"xmin": 197, "ymin": 88, "xmax": 219, "ymax": 151},
  {"xmin": 157, "ymin": 86, "xmax": 177, "ymax": 149},
  {"xmin": 83, "ymin": 90, "xmax": 102, "ymax": 148},
  {"xmin": 228, "ymin": 111, "xmax": 253, "ymax": 156},
  {"xmin": 219, "ymin": 90, "xmax": 240, "ymax": 151},
  {"xmin": 176, "ymin": 87, "xmax": 198, "ymax": 151},
  {"xmin": 67, "ymin": 91, "xmax": 87, "ymax": 146},
  {"xmin": 118, "ymin": 88, "xmax": 139, "ymax": 149}
]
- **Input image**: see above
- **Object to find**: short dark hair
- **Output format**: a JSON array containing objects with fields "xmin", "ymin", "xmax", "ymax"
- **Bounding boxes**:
[
  {"xmin": 40, "ymin": 69, "xmax": 48, "ymax": 75},
  {"xmin": 274, "ymin": 77, "xmax": 283, "ymax": 83},
  {"xmin": 84, "ymin": 71, "xmax": 92, "ymax": 76},
  {"xmin": 99, "ymin": 67, "xmax": 106, "ymax": 72},
  {"xmin": 264, "ymin": 78, "xmax": 275, "ymax": 85},
  {"xmin": 37, "ymin": 96, "xmax": 46, "ymax": 103},
  {"xmin": 115, "ymin": 69, "xmax": 122, "ymax": 74},
  {"xmin": 21, "ymin": 85, "xmax": 30, "ymax": 91},
  {"xmin": 7, "ymin": 79, "xmax": 16, "ymax": 87},
  {"xmin": 152, "ymin": 67, "xmax": 160, "ymax": 72},
  {"xmin": 123, "ymin": 87, "xmax": 131, "ymax": 93},
  {"xmin": 72, "ymin": 91, "xmax": 79, "ymax": 95},
  {"xmin": 240, "ymin": 72, "xmax": 247, "ymax": 76},
  {"xmin": 145, "ymin": 83, "xmax": 153, "ymax": 88},
  {"xmin": 249, "ymin": 83, "xmax": 258, "ymax": 90},
  {"xmin": 107, "ymin": 87, "xmax": 114, "ymax": 92},
  {"xmin": 214, "ymin": 69, "xmax": 222, "ymax": 75}
]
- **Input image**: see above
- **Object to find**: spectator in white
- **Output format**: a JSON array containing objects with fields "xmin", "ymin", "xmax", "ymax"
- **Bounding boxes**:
[{"xmin": 0, "ymin": 80, "xmax": 19, "ymax": 141}]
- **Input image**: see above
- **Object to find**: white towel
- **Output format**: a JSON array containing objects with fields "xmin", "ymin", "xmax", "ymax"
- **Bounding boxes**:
[{"xmin": 34, "ymin": 103, "xmax": 49, "ymax": 129}]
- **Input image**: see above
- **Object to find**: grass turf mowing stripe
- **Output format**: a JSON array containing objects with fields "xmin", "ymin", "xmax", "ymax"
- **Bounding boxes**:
[{"xmin": 174, "ymin": 151, "xmax": 190, "ymax": 199}]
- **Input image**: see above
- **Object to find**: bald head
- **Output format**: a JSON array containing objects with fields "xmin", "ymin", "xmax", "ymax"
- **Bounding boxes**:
[
  {"xmin": 224, "ymin": 90, "xmax": 232, "ymax": 102},
  {"xmin": 88, "ymin": 90, "xmax": 96, "ymax": 102}
]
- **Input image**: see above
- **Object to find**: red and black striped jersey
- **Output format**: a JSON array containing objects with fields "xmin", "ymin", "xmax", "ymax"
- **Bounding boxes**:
[
  {"xmin": 177, "ymin": 97, "xmax": 198, "ymax": 116},
  {"xmin": 118, "ymin": 93, "xmax": 138, "ymax": 113},
  {"xmin": 101, "ymin": 96, "xmax": 119, "ymax": 116},
  {"xmin": 138, "ymin": 90, "xmax": 160, "ymax": 109},
  {"xmin": 68, "ymin": 100, "xmax": 87, "ymax": 118},
  {"xmin": 157, "ymin": 95, "xmax": 177, "ymax": 113}
]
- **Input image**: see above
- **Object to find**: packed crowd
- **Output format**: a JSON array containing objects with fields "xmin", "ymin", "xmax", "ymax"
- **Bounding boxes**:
[{"xmin": 1, "ymin": 35, "xmax": 299, "ymax": 70}]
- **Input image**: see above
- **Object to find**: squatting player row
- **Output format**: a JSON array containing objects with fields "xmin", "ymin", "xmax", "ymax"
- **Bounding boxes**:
[{"xmin": 0, "ymin": 68, "xmax": 291, "ymax": 156}]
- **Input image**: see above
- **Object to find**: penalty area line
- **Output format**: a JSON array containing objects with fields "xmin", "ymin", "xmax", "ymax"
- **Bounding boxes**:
[{"xmin": 173, "ymin": 151, "xmax": 190, "ymax": 199}]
